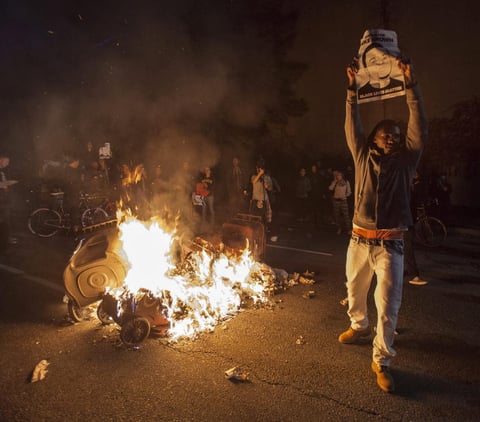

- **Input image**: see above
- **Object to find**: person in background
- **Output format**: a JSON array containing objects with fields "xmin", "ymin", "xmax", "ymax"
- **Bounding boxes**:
[
  {"xmin": 338, "ymin": 55, "xmax": 427, "ymax": 393},
  {"xmin": 226, "ymin": 157, "xmax": 248, "ymax": 217},
  {"xmin": 250, "ymin": 161, "xmax": 272, "ymax": 230},
  {"xmin": 404, "ymin": 172, "xmax": 428, "ymax": 285},
  {"xmin": 0, "ymin": 152, "xmax": 18, "ymax": 250},
  {"xmin": 294, "ymin": 167, "xmax": 311, "ymax": 223},
  {"xmin": 149, "ymin": 165, "xmax": 168, "ymax": 200},
  {"xmin": 328, "ymin": 170, "xmax": 352, "ymax": 235},
  {"xmin": 309, "ymin": 164, "xmax": 322, "ymax": 228},
  {"xmin": 62, "ymin": 155, "xmax": 85, "ymax": 232},
  {"xmin": 433, "ymin": 173, "xmax": 452, "ymax": 224},
  {"xmin": 200, "ymin": 167, "xmax": 215, "ymax": 226},
  {"xmin": 263, "ymin": 168, "xmax": 281, "ymax": 212},
  {"xmin": 80, "ymin": 141, "xmax": 98, "ymax": 172}
]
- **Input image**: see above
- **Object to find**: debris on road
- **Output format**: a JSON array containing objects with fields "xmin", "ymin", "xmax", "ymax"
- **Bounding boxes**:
[
  {"xmin": 302, "ymin": 290, "xmax": 316, "ymax": 299},
  {"xmin": 295, "ymin": 335, "xmax": 306, "ymax": 345},
  {"xmin": 225, "ymin": 366, "xmax": 250, "ymax": 382},
  {"xmin": 30, "ymin": 360, "xmax": 49, "ymax": 383}
]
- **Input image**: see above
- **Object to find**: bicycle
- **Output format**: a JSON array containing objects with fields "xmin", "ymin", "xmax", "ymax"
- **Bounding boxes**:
[
  {"xmin": 28, "ymin": 190, "xmax": 113, "ymax": 237},
  {"xmin": 79, "ymin": 193, "xmax": 116, "ymax": 227},
  {"xmin": 414, "ymin": 199, "xmax": 447, "ymax": 247}
]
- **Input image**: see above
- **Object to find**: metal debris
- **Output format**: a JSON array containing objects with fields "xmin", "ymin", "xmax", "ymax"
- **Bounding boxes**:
[{"xmin": 30, "ymin": 360, "xmax": 49, "ymax": 383}]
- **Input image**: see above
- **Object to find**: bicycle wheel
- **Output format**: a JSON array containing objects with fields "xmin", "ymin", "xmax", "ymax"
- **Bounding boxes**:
[
  {"xmin": 28, "ymin": 208, "xmax": 62, "ymax": 237},
  {"xmin": 414, "ymin": 216, "xmax": 447, "ymax": 247},
  {"xmin": 81, "ymin": 207, "xmax": 109, "ymax": 227}
]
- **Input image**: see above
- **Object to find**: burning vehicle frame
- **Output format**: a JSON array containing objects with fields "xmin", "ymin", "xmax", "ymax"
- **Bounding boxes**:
[{"xmin": 63, "ymin": 213, "xmax": 276, "ymax": 346}]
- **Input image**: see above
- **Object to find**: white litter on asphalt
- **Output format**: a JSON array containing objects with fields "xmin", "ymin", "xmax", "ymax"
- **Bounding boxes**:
[{"xmin": 31, "ymin": 359, "xmax": 49, "ymax": 383}]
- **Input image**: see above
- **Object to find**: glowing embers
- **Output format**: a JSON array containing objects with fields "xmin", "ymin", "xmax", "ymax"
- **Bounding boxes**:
[{"xmin": 105, "ymin": 215, "xmax": 273, "ymax": 343}]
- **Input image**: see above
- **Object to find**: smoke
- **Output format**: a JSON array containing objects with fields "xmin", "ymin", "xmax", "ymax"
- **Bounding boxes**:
[{"xmin": 1, "ymin": 1, "xmax": 284, "ymax": 178}]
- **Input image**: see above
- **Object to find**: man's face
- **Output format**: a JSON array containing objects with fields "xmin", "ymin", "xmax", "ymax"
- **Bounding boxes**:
[
  {"xmin": 365, "ymin": 48, "xmax": 392, "ymax": 81},
  {"xmin": 373, "ymin": 126, "xmax": 401, "ymax": 154},
  {"xmin": 0, "ymin": 157, "xmax": 9, "ymax": 168}
]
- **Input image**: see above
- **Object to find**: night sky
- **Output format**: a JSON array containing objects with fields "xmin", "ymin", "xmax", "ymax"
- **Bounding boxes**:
[
  {"xmin": 290, "ymin": 0, "xmax": 480, "ymax": 156},
  {"xmin": 1, "ymin": 0, "xmax": 479, "ymax": 175}
]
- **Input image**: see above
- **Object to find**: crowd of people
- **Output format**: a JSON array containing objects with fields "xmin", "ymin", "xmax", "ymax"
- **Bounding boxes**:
[
  {"xmin": 1, "ymin": 139, "xmax": 453, "ymax": 250},
  {"xmin": 0, "ymin": 50, "xmax": 462, "ymax": 397}
]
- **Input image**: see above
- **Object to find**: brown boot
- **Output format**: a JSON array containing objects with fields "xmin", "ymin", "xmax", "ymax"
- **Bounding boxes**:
[
  {"xmin": 338, "ymin": 327, "xmax": 371, "ymax": 344},
  {"xmin": 371, "ymin": 361, "xmax": 395, "ymax": 393}
]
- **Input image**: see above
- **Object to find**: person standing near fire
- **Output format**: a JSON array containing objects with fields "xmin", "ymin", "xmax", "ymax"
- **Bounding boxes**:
[
  {"xmin": 200, "ymin": 166, "xmax": 215, "ymax": 226},
  {"xmin": 250, "ymin": 161, "xmax": 272, "ymax": 230},
  {"xmin": 328, "ymin": 170, "xmax": 352, "ymax": 235},
  {"xmin": 226, "ymin": 157, "xmax": 248, "ymax": 217},
  {"xmin": 338, "ymin": 54, "xmax": 427, "ymax": 393}
]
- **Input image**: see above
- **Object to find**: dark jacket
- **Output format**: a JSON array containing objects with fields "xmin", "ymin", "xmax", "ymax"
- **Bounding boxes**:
[{"xmin": 345, "ymin": 85, "xmax": 428, "ymax": 230}]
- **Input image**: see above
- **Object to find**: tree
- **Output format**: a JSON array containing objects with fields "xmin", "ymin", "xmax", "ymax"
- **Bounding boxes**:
[{"xmin": 426, "ymin": 96, "xmax": 480, "ymax": 171}]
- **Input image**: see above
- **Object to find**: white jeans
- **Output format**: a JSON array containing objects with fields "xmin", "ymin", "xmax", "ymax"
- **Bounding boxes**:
[{"xmin": 345, "ymin": 236, "xmax": 404, "ymax": 366}]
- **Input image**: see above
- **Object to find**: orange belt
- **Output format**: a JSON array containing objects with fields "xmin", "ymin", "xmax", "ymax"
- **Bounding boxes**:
[{"xmin": 352, "ymin": 227, "xmax": 404, "ymax": 240}]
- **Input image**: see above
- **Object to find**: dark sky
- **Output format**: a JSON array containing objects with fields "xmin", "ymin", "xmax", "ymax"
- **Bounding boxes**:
[
  {"xmin": 289, "ymin": 0, "xmax": 480, "ymax": 155},
  {"xmin": 1, "ymin": 0, "xmax": 479, "ymax": 171}
]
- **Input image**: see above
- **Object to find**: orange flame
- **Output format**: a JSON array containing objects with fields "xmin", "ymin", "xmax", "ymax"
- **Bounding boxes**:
[{"xmin": 113, "ymin": 214, "xmax": 272, "ymax": 341}]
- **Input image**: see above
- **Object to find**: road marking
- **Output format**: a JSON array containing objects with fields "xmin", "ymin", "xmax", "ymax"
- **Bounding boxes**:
[
  {"xmin": 0, "ymin": 264, "xmax": 64, "ymax": 293},
  {"xmin": 266, "ymin": 244, "xmax": 333, "ymax": 256}
]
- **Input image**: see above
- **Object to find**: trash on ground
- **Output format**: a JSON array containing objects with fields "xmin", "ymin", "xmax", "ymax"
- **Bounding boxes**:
[
  {"xmin": 225, "ymin": 366, "xmax": 250, "ymax": 382},
  {"xmin": 302, "ymin": 290, "xmax": 316, "ymax": 299},
  {"xmin": 30, "ymin": 359, "xmax": 49, "ymax": 383},
  {"xmin": 296, "ymin": 335, "xmax": 306, "ymax": 345},
  {"xmin": 299, "ymin": 275, "xmax": 315, "ymax": 285}
]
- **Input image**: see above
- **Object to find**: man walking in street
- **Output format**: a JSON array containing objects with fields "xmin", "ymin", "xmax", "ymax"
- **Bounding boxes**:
[{"xmin": 338, "ymin": 55, "xmax": 427, "ymax": 393}]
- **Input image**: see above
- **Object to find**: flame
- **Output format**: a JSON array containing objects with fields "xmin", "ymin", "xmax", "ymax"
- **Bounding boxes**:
[
  {"xmin": 114, "ymin": 214, "xmax": 272, "ymax": 341},
  {"xmin": 121, "ymin": 164, "xmax": 146, "ymax": 187}
]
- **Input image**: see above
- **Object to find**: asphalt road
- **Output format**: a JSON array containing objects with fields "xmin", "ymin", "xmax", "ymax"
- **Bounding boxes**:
[{"xmin": 1, "ymin": 217, "xmax": 479, "ymax": 421}]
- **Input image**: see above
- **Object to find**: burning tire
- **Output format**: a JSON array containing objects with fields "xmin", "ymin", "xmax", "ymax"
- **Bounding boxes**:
[{"xmin": 120, "ymin": 317, "xmax": 151, "ymax": 346}]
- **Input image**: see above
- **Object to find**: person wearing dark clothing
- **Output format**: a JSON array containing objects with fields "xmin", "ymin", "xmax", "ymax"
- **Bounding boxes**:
[
  {"xmin": 0, "ymin": 153, "xmax": 18, "ymax": 250},
  {"xmin": 309, "ymin": 165, "xmax": 323, "ymax": 227},
  {"xmin": 404, "ymin": 172, "xmax": 428, "ymax": 285},
  {"xmin": 63, "ymin": 157, "xmax": 85, "ymax": 230},
  {"xmin": 200, "ymin": 167, "xmax": 215, "ymax": 225},
  {"xmin": 433, "ymin": 174, "xmax": 452, "ymax": 224},
  {"xmin": 226, "ymin": 157, "xmax": 248, "ymax": 216},
  {"xmin": 294, "ymin": 168, "xmax": 311, "ymax": 222}
]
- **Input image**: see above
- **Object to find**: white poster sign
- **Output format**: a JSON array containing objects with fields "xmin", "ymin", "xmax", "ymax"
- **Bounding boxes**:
[{"xmin": 355, "ymin": 29, "xmax": 405, "ymax": 104}]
